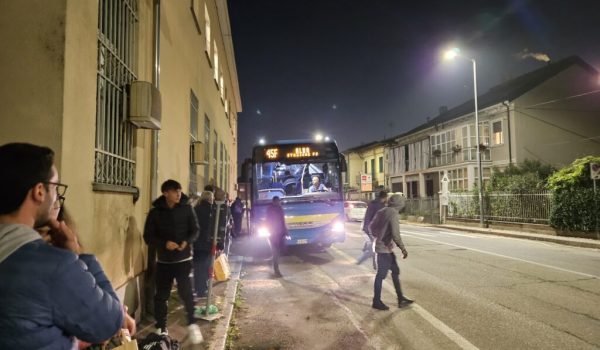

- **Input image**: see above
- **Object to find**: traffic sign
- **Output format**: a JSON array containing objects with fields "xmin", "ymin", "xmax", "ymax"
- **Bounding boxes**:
[{"xmin": 591, "ymin": 163, "xmax": 600, "ymax": 180}]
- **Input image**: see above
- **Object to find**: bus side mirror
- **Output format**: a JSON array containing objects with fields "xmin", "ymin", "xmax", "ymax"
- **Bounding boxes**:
[{"xmin": 339, "ymin": 154, "xmax": 347, "ymax": 172}]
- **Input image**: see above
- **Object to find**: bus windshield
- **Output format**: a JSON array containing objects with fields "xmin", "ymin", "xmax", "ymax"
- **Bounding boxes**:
[{"xmin": 254, "ymin": 160, "xmax": 342, "ymax": 203}]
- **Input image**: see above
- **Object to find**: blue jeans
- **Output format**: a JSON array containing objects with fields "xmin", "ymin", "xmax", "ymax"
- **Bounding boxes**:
[
  {"xmin": 193, "ymin": 252, "xmax": 212, "ymax": 297},
  {"xmin": 373, "ymin": 252, "xmax": 403, "ymax": 303}
]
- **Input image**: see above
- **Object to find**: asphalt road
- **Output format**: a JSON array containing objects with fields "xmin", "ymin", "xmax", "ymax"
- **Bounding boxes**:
[{"xmin": 230, "ymin": 222, "xmax": 600, "ymax": 350}]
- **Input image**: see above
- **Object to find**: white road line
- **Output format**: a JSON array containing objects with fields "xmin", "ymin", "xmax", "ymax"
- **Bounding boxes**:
[
  {"xmin": 405, "ymin": 235, "xmax": 600, "ymax": 279},
  {"xmin": 327, "ymin": 291, "xmax": 379, "ymax": 349},
  {"xmin": 331, "ymin": 246, "xmax": 481, "ymax": 350},
  {"xmin": 402, "ymin": 231, "xmax": 434, "ymax": 237},
  {"xmin": 404, "ymin": 229, "xmax": 478, "ymax": 238}
]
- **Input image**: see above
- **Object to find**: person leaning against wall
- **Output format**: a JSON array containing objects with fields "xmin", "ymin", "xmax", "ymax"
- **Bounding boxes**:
[{"xmin": 0, "ymin": 143, "xmax": 134, "ymax": 350}]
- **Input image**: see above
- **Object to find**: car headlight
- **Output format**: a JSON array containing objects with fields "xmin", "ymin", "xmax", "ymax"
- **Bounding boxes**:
[
  {"xmin": 257, "ymin": 226, "xmax": 271, "ymax": 237},
  {"xmin": 331, "ymin": 221, "xmax": 344, "ymax": 232}
]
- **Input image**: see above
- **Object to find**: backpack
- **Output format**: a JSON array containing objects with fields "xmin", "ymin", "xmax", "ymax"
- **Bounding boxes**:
[{"xmin": 368, "ymin": 207, "xmax": 389, "ymax": 239}]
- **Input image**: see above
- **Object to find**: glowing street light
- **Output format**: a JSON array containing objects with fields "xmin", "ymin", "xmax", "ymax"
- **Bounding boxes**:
[
  {"xmin": 258, "ymin": 138, "xmax": 266, "ymax": 145},
  {"xmin": 324, "ymin": 136, "xmax": 330, "ymax": 141},
  {"xmin": 443, "ymin": 47, "xmax": 485, "ymax": 227},
  {"xmin": 314, "ymin": 133, "xmax": 324, "ymax": 142}
]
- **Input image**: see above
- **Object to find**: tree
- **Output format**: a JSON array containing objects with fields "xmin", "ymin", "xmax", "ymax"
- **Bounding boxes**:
[
  {"xmin": 487, "ymin": 159, "xmax": 555, "ymax": 192},
  {"xmin": 547, "ymin": 156, "xmax": 600, "ymax": 232}
]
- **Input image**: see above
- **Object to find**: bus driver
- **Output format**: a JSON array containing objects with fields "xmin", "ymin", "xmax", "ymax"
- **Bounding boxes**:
[{"xmin": 308, "ymin": 175, "xmax": 328, "ymax": 192}]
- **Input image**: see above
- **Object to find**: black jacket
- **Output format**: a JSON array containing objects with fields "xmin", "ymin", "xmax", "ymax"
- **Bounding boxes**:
[
  {"xmin": 143, "ymin": 194, "xmax": 199, "ymax": 263},
  {"xmin": 362, "ymin": 199, "xmax": 386, "ymax": 234},
  {"xmin": 193, "ymin": 200, "xmax": 213, "ymax": 253}
]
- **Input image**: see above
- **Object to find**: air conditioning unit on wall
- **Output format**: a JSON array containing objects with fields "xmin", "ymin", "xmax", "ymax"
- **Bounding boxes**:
[
  {"xmin": 190, "ymin": 141, "xmax": 208, "ymax": 165},
  {"xmin": 129, "ymin": 81, "xmax": 162, "ymax": 130}
]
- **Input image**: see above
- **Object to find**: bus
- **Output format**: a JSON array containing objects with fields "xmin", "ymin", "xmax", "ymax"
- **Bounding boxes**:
[{"xmin": 250, "ymin": 140, "xmax": 347, "ymax": 248}]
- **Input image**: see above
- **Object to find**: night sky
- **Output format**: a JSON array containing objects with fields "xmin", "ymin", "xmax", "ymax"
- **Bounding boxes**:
[{"xmin": 228, "ymin": 0, "xmax": 600, "ymax": 162}]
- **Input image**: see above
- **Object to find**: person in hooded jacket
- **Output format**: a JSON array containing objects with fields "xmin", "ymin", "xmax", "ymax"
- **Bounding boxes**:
[
  {"xmin": 368, "ymin": 193, "xmax": 414, "ymax": 310},
  {"xmin": 192, "ymin": 190, "xmax": 214, "ymax": 298},
  {"xmin": 143, "ymin": 179, "xmax": 202, "ymax": 344},
  {"xmin": 266, "ymin": 196, "xmax": 287, "ymax": 278},
  {"xmin": 0, "ymin": 143, "xmax": 128, "ymax": 350}
]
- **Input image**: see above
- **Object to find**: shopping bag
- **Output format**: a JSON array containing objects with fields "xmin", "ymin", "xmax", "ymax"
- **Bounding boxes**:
[
  {"xmin": 214, "ymin": 253, "xmax": 231, "ymax": 281},
  {"xmin": 112, "ymin": 329, "xmax": 138, "ymax": 350}
]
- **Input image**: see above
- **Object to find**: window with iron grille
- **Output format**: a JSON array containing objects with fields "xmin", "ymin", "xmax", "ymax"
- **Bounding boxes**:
[
  {"xmin": 189, "ymin": 90, "xmax": 199, "ymax": 195},
  {"xmin": 204, "ymin": 115, "xmax": 211, "ymax": 187},
  {"xmin": 95, "ymin": 0, "xmax": 138, "ymax": 188}
]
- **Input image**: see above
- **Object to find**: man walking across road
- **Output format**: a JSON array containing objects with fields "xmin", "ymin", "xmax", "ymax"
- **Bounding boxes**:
[
  {"xmin": 266, "ymin": 196, "xmax": 287, "ymax": 278},
  {"xmin": 369, "ymin": 193, "xmax": 414, "ymax": 310},
  {"xmin": 356, "ymin": 190, "xmax": 388, "ymax": 267},
  {"xmin": 144, "ymin": 179, "xmax": 203, "ymax": 344}
]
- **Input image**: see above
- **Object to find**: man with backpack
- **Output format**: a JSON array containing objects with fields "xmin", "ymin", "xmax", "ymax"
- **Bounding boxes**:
[
  {"xmin": 356, "ymin": 191, "xmax": 388, "ymax": 267},
  {"xmin": 368, "ymin": 193, "xmax": 414, "ymax": 310}
]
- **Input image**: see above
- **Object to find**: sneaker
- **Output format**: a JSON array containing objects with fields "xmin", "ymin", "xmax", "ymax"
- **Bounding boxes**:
[
  {"xmin": 399, "ymin": 297, "xmax": 414, "ymax": 307},
  {"xmin": 372, "ymin": 300, "xmax": 389, "ymax": 310},
  {"xmin": 188, "ymin": 324, "xmax": 203, "ymax": 345},
  {"xmin": 154, "ymin": 327, "xmax": 168, "ymax": 336}
]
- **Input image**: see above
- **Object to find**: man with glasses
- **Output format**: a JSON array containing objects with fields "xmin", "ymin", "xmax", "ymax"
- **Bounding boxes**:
[{"xmin": 0, "ymin": 143, "xmax": 130, "ymax": 349}]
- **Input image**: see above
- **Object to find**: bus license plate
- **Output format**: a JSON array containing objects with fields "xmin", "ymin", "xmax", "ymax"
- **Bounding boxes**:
[{"xmin": 297, "ymin": 239, "xmax": 308, "ymax": 244}]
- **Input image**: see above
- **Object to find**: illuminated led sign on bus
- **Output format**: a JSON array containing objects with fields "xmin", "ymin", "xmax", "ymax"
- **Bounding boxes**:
[{"xmin": 264, "ymin": 146, "xmax": 319, "ymax": 160}]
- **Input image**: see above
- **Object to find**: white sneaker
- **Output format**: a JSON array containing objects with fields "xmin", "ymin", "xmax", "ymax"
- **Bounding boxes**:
[
  {"xmin": 188, "ymin": 324, "xmax": 203, "ymax": 345},
  {"xmin": 154, "ymin": 327, "xmax": 168, "ymax": 336}
]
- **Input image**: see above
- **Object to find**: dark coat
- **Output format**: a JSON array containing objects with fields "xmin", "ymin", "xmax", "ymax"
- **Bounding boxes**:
[
  {"xmin": 143, "ymin": 193, "xmax": 199, "ymax": 263},
  {"xmin": 193, "ymin": 200, "xmax": 213, "ymax": 253},
  {"xmin": 362, "ymin": 199, "xmax": 386, "ymax": 234},
  {"xmin": 0, "ymin": 232, "xmax": 123, "ymax": 349},
  {"xmin": 266, "ymin": 203, "xmax": 287, "ymax": 248}
]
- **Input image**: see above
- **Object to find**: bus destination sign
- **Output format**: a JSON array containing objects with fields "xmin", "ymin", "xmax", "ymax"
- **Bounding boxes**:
[{"xmin": 264, "ymin": 146, "xmax": 320, "ymax": 160}]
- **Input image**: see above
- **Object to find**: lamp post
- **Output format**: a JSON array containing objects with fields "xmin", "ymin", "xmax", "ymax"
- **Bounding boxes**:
[{"xmin": 444, "ymin": 48, "xmax": 485, "ymax": 227}]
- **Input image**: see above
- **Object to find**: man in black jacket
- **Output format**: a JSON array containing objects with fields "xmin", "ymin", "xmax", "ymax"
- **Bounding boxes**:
[{"xmin": 143, "ymin": 179, "xmax": 202, "ymax": 344}]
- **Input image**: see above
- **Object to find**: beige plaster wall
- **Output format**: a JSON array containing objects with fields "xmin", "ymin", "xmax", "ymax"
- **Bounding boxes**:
[
  {"xmin": 0, "ymin": 0, "xmax": 66, "ymax": 160},
  {"xmin": 514, "ymin": 65, "xmax": 600, "ymax": 168}
]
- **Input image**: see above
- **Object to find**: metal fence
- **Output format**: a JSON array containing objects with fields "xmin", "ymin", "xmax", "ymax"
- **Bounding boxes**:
[
  {"xmin": 404, "ymin": 197, "xmax": 440, "ymax": 224},
  {"xmin": 447, "ymin": 191, "xmax": 553, "ymax": 224}
]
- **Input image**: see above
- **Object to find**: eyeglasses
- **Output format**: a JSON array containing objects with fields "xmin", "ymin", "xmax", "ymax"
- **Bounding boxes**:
[
  {"xmin": 53, "ymin": 195, "xmax": 65, "ymax": 209},
  {"xmin": 45, "ymin": 182, "xmax": 68, "ymax": 196}
]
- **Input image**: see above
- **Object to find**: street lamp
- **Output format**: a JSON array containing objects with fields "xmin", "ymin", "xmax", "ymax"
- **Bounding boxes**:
[
  {"xmin": 315, "ymin": 133, "xmax": 324, "ymax": 142},
  {"xmin": 258, "ymin": 138, "xmax": 266, "ymax": 145},
  {"xmin": 444, "ymin": 47, "xmax": 485, "ymax": 227}
]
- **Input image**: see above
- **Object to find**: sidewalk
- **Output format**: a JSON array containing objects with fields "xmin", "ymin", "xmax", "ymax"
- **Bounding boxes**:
[
  {"xmin": 433, "ymin": 222, "xmax": 600, "ymax": 249},
  {"xmin": 135, "ymin": 256, "xmax": 242, "ymax": 350}
]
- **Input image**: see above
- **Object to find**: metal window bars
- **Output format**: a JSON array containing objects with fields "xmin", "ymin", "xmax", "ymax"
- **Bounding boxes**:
[{"xmin": 95, "ymin": 0, "xmax": 138, "ymax": 187}]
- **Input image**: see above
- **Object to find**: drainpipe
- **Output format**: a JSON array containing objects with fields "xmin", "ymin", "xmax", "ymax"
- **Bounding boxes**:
[
  {"xmin": 502, "ymin": 101, "xmax": 512, "ymax": 166},
  {"xmin": 145, "ymin": 0, "xmax": 161, "ymax": 318},
  {"xmin": 152, "ymin": 0, "xmax": 161, "ymax": 199}
]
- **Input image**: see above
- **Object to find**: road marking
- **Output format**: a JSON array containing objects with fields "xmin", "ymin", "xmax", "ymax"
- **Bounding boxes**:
[
  {"xmin": 331, "ymin": 246, "xmax": 481, "ymax": 350},
  {"xmin": 404, "ymin": 235, "xmax": 600, "ymax": 279},
  {"xmin": 327, "ymin": 290, "xmax": 380, "ymax": 349},
  {"xmin": 402, "ymin": 231, "xmax": 434, "ymax": 237},
  {"xmin": 404, "ymin": 229, "xmax": 478, "ymax": 239}
]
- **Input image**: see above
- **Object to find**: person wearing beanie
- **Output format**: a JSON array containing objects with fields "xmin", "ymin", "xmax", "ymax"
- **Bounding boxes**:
[{"xmin": 368, "ymin": 193, "xmax": 414, "ymax": 310}]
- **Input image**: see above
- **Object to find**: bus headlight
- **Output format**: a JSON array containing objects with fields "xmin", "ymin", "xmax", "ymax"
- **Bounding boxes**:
[
  {"xmin": 257, "ymin": 226, "xmax": 271, "ymax": 237},
  {"xmin": 331, "ymin": 221, "xmax": 344, "ymax": 232}
]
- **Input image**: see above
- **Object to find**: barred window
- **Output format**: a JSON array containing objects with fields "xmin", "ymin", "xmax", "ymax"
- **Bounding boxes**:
[
  {"xmin": 95, "ymin": 0, "xmax": 138, "ymax": 188},
  {"xmin": 204, "ymin": 115, "xmax": 211, "ymax": 186},
  {"xmin": 189, "ymin": 91, "xmax": 199, "ymax": 195}
]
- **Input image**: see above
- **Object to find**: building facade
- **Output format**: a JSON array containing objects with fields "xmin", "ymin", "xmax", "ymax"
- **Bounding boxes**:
[
  {"xmin": 0, "ymin": 0, "xmax": 241, "ymax": 315},
  {"xmin": 386, "ymin": 56, "xmax": 599, "ymax": 198},
  {"xmin": 342, "ymin": 141, "xmax": 389, "ymax": 200}
]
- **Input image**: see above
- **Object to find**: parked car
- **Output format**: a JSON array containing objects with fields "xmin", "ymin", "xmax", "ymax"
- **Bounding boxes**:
[{"xmin": 344, "ymin": 201, "xmax": 368, "ymax": 221}]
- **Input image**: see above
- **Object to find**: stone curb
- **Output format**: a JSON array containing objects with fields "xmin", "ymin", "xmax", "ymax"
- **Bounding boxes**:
[
  {"xmin": 436, "ymin": 225, "xmax": 600, "ymax": 250},
  {"xmin": 209, "ymin": 257, "xmax": 243, "ymax": 350}
]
